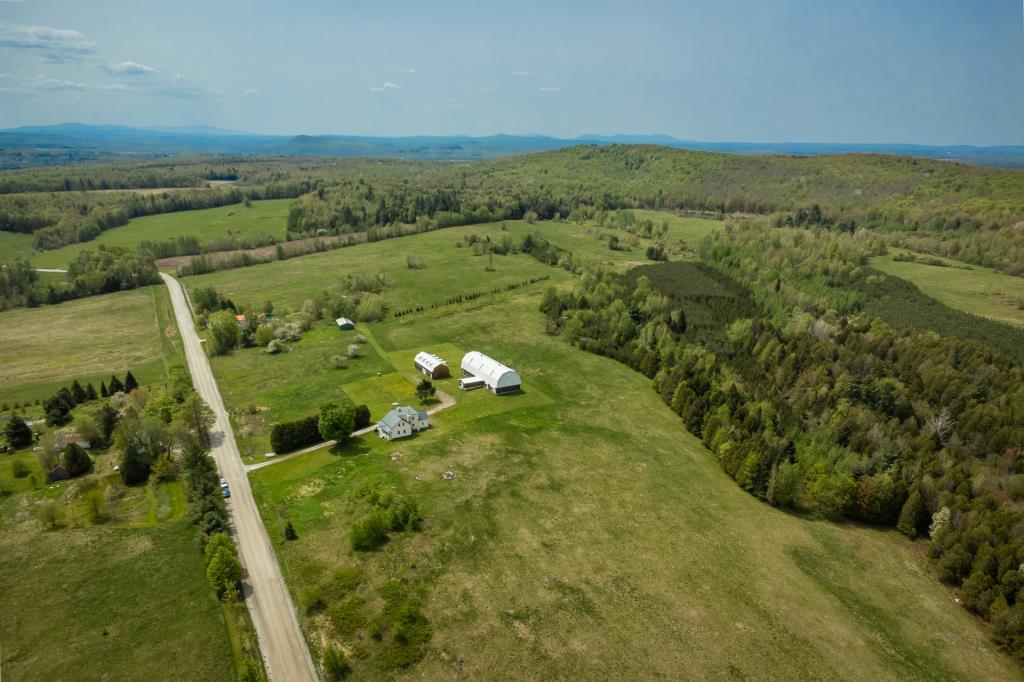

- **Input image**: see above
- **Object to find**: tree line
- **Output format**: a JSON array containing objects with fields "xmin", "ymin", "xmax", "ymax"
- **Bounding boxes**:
[{"xmin": 542, "ymin": 233, "xmax": 1024, "ymax": 659}]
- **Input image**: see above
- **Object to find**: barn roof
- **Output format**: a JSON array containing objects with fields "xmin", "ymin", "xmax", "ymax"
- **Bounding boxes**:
[
  {"xmin": 414, "ymin": 351, "xmax": 448, "ymax": 371},
  {"xmin": 335, "ymin": 317, "xmax": 354, "ymax": 327},
  {"xmin": 461, "ymin": 351, "xmax": 521, "ymax": 386}
]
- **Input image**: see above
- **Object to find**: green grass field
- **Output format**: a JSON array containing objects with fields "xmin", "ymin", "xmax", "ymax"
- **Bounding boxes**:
[
  {"xmin": 31, "ymin": 198, "xmax": 292, "ymax": 269},
  {"xmin": 207, "ymin": 225, "xmax": 1020, "ymax": 679},
  {"xmin": 183, "ymin": 221, "xmax": 568, "ymax": 312},
  {"xmin": 0, "ymin": 283, "xmax": 182, "ymax": 405},
  {"xmin": 873, "ymin": 250, "xmax": 1024, "ymax": 327},
  {"xmin": 0, "ymin": 229, "xmax": 36, "ymax": 262},
  {"xmin": 0, "ymin": 516, "xmax": 235, "ymax": 681}
]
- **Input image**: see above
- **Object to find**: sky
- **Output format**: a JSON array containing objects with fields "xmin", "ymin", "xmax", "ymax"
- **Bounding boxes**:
[{"xmin": 0, "ymin": 0, "xmax": 1022, "ymax": 145}]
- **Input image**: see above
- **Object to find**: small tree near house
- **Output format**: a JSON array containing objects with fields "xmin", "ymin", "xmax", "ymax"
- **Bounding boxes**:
[
  {"xmin": 63, "ymin": 442, "xmax": 93, "ymax": 478},
  {"xmin": 4, "ymin": 414, "xmax": 33, "ymax": 449},
  {"xmin": 416, "ymin": 379, "xmax": 436, "ymax": 402}
]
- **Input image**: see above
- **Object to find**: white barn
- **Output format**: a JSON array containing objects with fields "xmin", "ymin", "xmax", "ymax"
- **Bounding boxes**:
[
  {"xmin": 460, "ymin": 351, "xmax": 521, "ymax": 394},
  {"xmin": 335, "ymin": 317, "xmax": 355, "ymax": 330},
  {"xmin": 414, "ymin": 351, "xmax": 450, "ymax": 379},
  {"xmin": 376, "ymin": 405, "xmax": 430, "ymax": 441}
]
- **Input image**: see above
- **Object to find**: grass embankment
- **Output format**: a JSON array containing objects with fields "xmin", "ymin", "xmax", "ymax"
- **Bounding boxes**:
[
  {"xmin": 873, "ymin": 250, "xmax": 1024, "ymax": 328},
  {"xmin": 217, "ymin": 223, "xmax": 1020, "ymax": 679},
  {"xmin": 30, "ymin": 198, "xmax": 292, "ymax": 269},
  {"xmin": 0, "ymin": 284, "xmax": 180, "ymax": 404}
]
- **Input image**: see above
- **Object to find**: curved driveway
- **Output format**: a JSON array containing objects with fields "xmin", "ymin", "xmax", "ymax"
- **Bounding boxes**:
[{"xmin": 161, "ymin": 273, "xmax": 318, "ymax": 682}]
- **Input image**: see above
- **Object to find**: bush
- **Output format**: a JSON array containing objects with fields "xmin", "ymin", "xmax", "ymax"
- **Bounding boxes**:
[
  {"xmin": 63, "ymin": 442, "xmax": 93, "ymax": 477},
  {"xmin": 283, "ymin": 521, "xmax": 298, "ymax": 540},
  {"xmin": 321, "ymin": 645, "xmax": 351, "ymax": 680},
  {"xmin": 330, "ymin": 355, "xmax": 348, "ymax": 369},
  {"xmin": 353, "ymin": 404, "xmax": 371, "ymax": 429},
  {"xmin": 265, "ymin": 339, "xmax": 285, "ymax": 354},
  {"xmin": 270, "ymin": 415, "xmax": 322, "ymax": 453},
  {"xmin": 254, "ymin": 325, "xmax": 275, "ymax": 347},
  {"xmin": 350, "ymin": 509, "xmax": 389, "ymax": 551},
  {"xmin": 11, "ymin": 459, "xmax": 30, "ymax": 478}
]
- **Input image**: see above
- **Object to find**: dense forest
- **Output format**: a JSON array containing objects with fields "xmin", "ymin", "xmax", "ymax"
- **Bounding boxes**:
[
  {"xmin": 3, "ymin": 146, "xmax": 1024, "ymax": 273},
  {"xmin": 540, "ymin": 221, "xmax": 1024, "ymax": 660}
]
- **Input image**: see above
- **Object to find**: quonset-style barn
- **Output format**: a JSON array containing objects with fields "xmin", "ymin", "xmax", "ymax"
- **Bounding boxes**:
[
  {"xmin": 335, "ymin": 317, "xmax": 355, "ymax": 330},
  {"xmin": 414, "ymin": 352, "xmax": 450, "ymax": 379},
  {"xmin": 460, "ymin": 351, "xmax": 521, "ymax": 394}
]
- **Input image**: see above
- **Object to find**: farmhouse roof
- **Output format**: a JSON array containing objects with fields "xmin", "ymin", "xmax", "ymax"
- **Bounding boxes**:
[{"xmin": 378, "ymin": 405, "xmax": 427, "ymax": 432}]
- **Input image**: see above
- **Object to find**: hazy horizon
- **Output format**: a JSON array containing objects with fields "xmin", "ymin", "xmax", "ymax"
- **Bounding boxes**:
[{"xmin": 1, "ymin": 1, "xmax": 1023, "ymax": 145}]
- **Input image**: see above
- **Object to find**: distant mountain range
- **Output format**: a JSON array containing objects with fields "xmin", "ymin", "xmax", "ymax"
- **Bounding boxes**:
[{"xmin": 2, "ymin": 123, "xmax": 1023, "ymax": 169}]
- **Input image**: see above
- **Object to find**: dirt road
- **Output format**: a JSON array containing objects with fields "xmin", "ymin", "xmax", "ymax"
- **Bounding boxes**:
[{"xmin": 160, "ymin": 273, "xmax": 318, "ymax": 682}]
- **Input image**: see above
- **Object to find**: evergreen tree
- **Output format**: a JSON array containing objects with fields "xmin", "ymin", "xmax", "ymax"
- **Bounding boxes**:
[
  {"xmin": 43, "ymin": 394, "xmax": 71, "ymax": 426},
  {"xmin": 124, "ymin": 370, "xmax": 139, "ymax": 393},
  {"xmin": 85, "ymin": 383, "xmax": 98, "ymax": 401},
  {"xmin": 96, "ymin": 402, "xmax": 119, "ymax": 445},
  {"xmin": 100, "ymin": 381, "xmax": 109, "ymax": 398},
  {"xmin": 63, "ymin": 442, "xmax": 93, "ymax": 477},
  {"xmin": 108, "ymin": 375, "xmax": 124, "ymax": 394},
  {"xmin": 70, "ymin": 380, "xmax": 87, "ymax": 404},
  {"xmin": 119, "ymin": 447, "xmax": 151, "ymax": 485},
  {"xmin": 3, "ymin": 414, "xmax": 33, "ymax": 448}
]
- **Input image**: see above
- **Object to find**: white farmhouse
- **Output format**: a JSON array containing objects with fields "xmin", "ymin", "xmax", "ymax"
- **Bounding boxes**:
[
  {"xmin": 376, "ymin": 405, "xmax": 430, "ymax": 441},
  {"xmin": 460, "ymin": 351, "xmax": 521, "ymax": 394}
]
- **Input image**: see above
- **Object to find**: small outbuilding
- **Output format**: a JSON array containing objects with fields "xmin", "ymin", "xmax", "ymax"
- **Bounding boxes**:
[
  {"xmin": 48, "ymin": 465, "xmax": 70, "ymax": 482},
  {"xmin": 414, "ymin": 352, "xmax": 450, "ymax": 379},
  {"xmin": 376, "ymin": 405, "xmax": 430, "ymax": 441},
  {"xmin": 460, "ymin": 351, "xmax": 521, "ymax": 394},
  {"xmin": 335, "ymin": 317, "xmax": 355, "ymax": 330}
]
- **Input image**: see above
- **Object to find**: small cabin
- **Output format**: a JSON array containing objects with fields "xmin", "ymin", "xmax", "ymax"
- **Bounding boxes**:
[
  {"xmin": 335, "ymin": 317, "xmax": 355, "ymax": 330},
  {"xmin": 414, "ymin": 352, "xmax": 450, "ymax": 379}
]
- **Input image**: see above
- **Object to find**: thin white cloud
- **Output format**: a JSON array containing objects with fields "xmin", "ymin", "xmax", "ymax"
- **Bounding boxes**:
[
  {"xmin": 26, "ymin": 75, "xmax": 128, "ymax": 93},
  {"xmin": 369, "ymin": 81, "xmax": 400, "ymax": 92},
  {"xmin": 403, "ymin": 68, "xmax": 416, "ymax": 74},
  {"xmin": 243, "ymin": 88, "xmax": 260, "ymax": 96},
  {"xmin": 513, "ymin": 70, "xmax": 534, "ymax": 77},
  {"xmin": 0, "ymin": 23, "xmax": 97, "ymax": 62},
  {"xmin": 539, "ymin": 85, "xmax": 562, "ymax": 92},
  {"xmin": 104, "ymin": 60, "xmax": 156, "ymax": 76}
]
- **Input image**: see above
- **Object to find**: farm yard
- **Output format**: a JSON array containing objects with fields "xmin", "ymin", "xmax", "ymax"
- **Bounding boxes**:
[
  {"xmin": 194, "ymin": 222, "xmax": 1019, "ymax": 679},
  {"xmin": 246, "ymin": 287, "xmax": 1017, "ymax": 680}
]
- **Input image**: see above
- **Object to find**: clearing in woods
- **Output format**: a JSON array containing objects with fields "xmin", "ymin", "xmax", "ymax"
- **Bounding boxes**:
[
  {"xmin": 873, "ymin": 250, "xmax": 1024, "ymax": 328},
  {"xmin": 30, "ymin": 198, "xmax": 292, "ymax": 269}
]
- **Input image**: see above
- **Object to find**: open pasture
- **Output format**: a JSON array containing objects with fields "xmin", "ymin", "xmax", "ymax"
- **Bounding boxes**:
[
  {"xmin": 873, "ymin": 250, "xmax": 1024, "ymax": 327},
  {"xmin": 0, "ymin": 284, "xmax": 180, "ymax": 404},
  {"xmin": 31, "ymin": 198, "xmax": 292, "ymax": 269},
  {"xmin": 249, "ymin": 288, "xmax": 1019, "ymax": 680}
]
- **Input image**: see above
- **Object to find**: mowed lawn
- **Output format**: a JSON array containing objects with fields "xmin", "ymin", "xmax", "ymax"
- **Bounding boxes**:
[
  {"xmin": 0, "ymin": 518, "xmax": 235, "ymax": 681},
  {"xmin": 0, "ymin": 284, "xmax": 180, "ymax": 403},
  {"xmin": 31, "ymin": 198, "xmax": 292, "ymax": 269},
  {"xmin": 240, "ymin": 252, "xmax": 1018, "ymax": 678},
  {"xmin": 873, "ymin": 250, "xmax": 1024, "ymax": 327}
]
